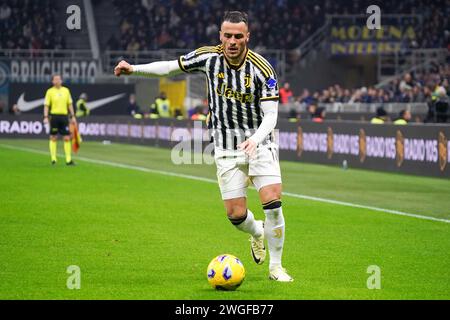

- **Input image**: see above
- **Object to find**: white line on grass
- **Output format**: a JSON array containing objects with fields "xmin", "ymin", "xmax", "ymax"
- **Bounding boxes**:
[{"xmin": 1, "ymin": 143, "xmax": 449, "ymax": 224}]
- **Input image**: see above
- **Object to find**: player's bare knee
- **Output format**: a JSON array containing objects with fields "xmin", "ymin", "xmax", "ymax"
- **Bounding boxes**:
[
  {"xmin": 259, "ymin": 184, "xmax": 282, "ymax": 204},
  {"xmin": 226, "ymin": 205, "xmax": 246, "ymax": 219},
  {"xmin": 227, "ymin": 208, "xmax": 248, "ymax": 226},
  {"xmin": 225, "ymin": 201, "xmax": 247, "ymax": 225}
]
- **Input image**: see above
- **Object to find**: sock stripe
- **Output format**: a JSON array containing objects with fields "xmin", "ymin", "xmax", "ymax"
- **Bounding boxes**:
[
  {"xmin": 263, "ymin": 200, "xmax": 282, "ymax": 210},
  {"xmin": 228, "ymin": 211, "xmax": 248, "ymax": 226}
]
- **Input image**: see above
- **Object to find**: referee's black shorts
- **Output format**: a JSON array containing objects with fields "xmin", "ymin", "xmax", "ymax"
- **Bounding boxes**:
[{"xmin": 49, "ymin": 114, "xmax": 70, "ymax": 136}]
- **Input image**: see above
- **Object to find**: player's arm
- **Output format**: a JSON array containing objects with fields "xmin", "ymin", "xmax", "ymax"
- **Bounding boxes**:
[
  {"xmin": 114, "ymin": 60, "xmax": 182, "ymax": 78},
  {"xmin": 67, "ymin": 91, "xmax": 76, "ymax": 124},
  {"xmin": 43, "ymin": 105, "xmax": 49, "ymax": 124},
  {"xmin": 68, "ymin": 103, "xmax": 77, "ymax": 124},
  {"xmin": 238, "ymin": 100, "xmax": 278, "ymax": 156},
  {"xmin": 43, "ymin": 90, "xmax": 50, "ymax": 124}
]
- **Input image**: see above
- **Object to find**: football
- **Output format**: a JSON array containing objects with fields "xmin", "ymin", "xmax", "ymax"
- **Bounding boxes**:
[{"xmin": 206, "ymin": 254, "xmax": 246, "ymax": 290}]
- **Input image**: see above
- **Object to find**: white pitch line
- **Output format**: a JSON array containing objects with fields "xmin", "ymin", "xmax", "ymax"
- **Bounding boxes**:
[{"xmin": 1, "ymin": 143, "xmax": 449, "ymax": 224}]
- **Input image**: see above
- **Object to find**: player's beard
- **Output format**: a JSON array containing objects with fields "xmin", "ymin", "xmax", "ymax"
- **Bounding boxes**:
[{"xmin": 225, "ymin": 45, "xmax": 247, "ymax": 64}]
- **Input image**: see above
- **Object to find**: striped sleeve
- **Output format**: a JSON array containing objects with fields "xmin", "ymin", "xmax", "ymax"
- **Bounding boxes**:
[
  {"xmin": 178, "ymin": 46, "xmax": 222, "ymax": 74},
  {"xmin": 248, "ymin": 51, "xmax": 279, "ymax": 102}
]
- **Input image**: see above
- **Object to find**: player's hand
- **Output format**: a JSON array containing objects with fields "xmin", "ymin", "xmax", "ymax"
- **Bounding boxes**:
[
  {"xmin": 71, "ymin": 117, "xmax": 77, "ymax": 125},
  {"xmin": 43, "ymin": 116, "xmax": 49, "ymax": 125},
  {"xmin": 114, "ymin": 60, "xmax": 133, "ymax": 77},
  {"xmin": 238, "ymin": 139, "xmax": 257, "ymax": 158}
]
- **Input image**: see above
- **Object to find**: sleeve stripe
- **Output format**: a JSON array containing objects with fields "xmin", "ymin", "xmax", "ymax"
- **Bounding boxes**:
[
  {"xmin": 248, "ymin": 55, "xmax": 269, "ymax": 78},
  {"xmin": 178, "ymin": 56, "xmax": 188, "ymax": 73},
  {"xmin": 248, "ymin": 53, "xmax": 272, "ymax": 78},
  {"xmin": 248, "ymin": 51, "xmax": 274, "ymax": 77},
  {"xmin": 249, "ymin": 51, "xmax": 273, "ymax": 76},
  {"xmin": 251, "ymin": 51, "xmax": 276, "ymax": 75},
  {"xmin": 196, "ymin": 45, "xmax": 223, "ymax": 54},
  {"xmin": 260, "ymin": 96, "xmax": 280, "ymax": 101}
]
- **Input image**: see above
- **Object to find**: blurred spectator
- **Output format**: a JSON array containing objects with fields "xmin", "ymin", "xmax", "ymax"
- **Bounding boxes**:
[
  {"xmin": 307, "ymin": 103, "xmax": 317, "ymax": 119},
  {"xmin": 279, "ymin": 82, "xmax": 294, "ymax": 105},
  {"xmin": 312, "ymin": 107, "xmax": 326, "ymax": 123},
  {"xmin": 300, "ymin": 89, "xmax": 315, "ymax": 105},
  {"xmin": 127, "ymin": 94, "xmax": 142, "ymax": 118},
  {"xmin": 190, "ymin": 106, "xmax": 207, "ymax": 121},
  {"xmin": 150, "ymin": 92, "xmax": 171, "ymax": 118},
  {"xmin": 9, "ymin": 103, "xmax": 20, "ymax": 115},
  {"xmin": 435, "ymin": 86, "xmax": 449, "ymax": 123},
  {"xmin": 394, "ymin": 109, "xmax": 412, "ymax": 125},
  {"xmin": 423, "ymin": 85, "xmax": 436, "ymax": 123},
  {"xmin": 0, "ymin": 3, "xmax": 11, "ymax": 22},
  {"xmin": 371, "ymin": 107, "xmax": 389, "ymax": 124},
  {"xmin": 399, "ymin": 73, "xmax": 414, "ymax": 92},
  {"xmin": 76, "ymin": 93, "xmax": 90, "ymax": 117}
]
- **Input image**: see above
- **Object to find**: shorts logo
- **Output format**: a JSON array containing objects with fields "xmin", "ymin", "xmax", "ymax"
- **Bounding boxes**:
[{"xmin": 266, "ymin": 77, "xmax": 277, "ymax": 89}]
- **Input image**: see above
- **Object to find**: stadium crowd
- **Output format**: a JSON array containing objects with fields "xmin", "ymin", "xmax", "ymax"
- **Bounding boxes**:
[
  {"xmin": 277, "ymin": 63, "xmax": 450, "ymax": 123},
  {"xmin": 1, "ymin": 0, "xmax": 447, "ymax": 53},
  {"xmin": 109, "ymin": 0, "xmax": 449, "ymax": 52},
  {"xmin": 290, "ymin": 63, "xmax": 450, "ymax": 105},
  {"xmin": 0, "ymin": 0, "xmax": 65, "ymax": 51}
]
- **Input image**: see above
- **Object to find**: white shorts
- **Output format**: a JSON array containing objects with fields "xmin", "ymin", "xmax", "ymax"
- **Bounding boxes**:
[{"xmin": 215, "ymin": 143, "xmax": 282, "ymax": 200}]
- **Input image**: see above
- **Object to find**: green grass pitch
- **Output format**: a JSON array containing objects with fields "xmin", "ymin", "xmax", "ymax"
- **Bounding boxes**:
[{"xmin": 0, "ymin": 139, "xmax": 449, "ymax": 299}]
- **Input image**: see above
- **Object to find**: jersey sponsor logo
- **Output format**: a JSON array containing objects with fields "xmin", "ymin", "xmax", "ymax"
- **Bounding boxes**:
[
  {"xmin": 266, "ymin": 77, "xmax": 277, "ymax": 89},
  {"xmin": 216, "ymin": 72, "xmax": 225, "ymax": 79},
  {"xmin": 17, "ymin": 93, "xmax": 126, "ymax": 112},
  {"xmin": 216, "ymin": 83, "xmax": 254, "ymax": 103}
]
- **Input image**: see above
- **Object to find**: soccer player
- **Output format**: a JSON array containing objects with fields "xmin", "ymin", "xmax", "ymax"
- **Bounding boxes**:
[
  {"xmin": 43, "ymin": 74, "xmax": 77, "ymax": 165},
  {"xmin": 114, "ymin": 11, "xmax": 293, "ymax": 282}
]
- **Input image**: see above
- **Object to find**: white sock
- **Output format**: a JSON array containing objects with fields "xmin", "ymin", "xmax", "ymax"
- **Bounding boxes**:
[
  {"xmin": 230, "ymin": 209, "xmax": 263, "ymax": 238},
  {"xmin": 263, "ymin": 200, "xmax": 285, "ymax": 270}
]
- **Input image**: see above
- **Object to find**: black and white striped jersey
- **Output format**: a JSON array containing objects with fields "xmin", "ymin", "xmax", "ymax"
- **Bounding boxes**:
[{"xmin": 178, "ymin": 45, "xmax": 279, "ymax": 150}]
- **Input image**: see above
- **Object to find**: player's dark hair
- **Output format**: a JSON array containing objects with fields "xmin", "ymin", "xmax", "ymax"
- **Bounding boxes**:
[
  {"xmin": 399, "ymin": 109, "xmax": 406, "ymax": 118},
  {"xmin": 222, "ymin": 11, "xmax": 248, "ymax": 26}
]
